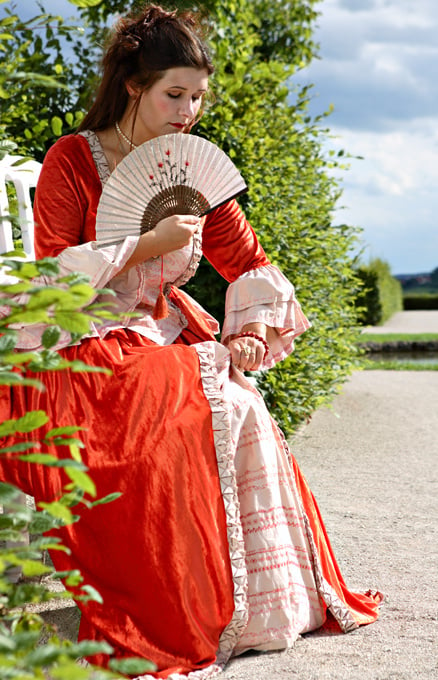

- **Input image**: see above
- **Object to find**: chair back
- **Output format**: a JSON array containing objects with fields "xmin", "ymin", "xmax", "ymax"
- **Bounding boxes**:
[{"xmin": 0, "ymin": 154, "xmax": 42, "ymax": 260}]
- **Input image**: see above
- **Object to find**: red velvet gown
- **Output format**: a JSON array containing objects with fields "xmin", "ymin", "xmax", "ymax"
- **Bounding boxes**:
[{"xmin": 0, "ymin": 133, "xmax": 381, "ymax": 679}]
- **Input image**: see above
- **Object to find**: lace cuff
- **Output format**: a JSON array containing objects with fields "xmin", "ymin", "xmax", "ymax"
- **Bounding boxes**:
[{"xmin": 221, "ymin": 264, "xmax": 311, "ymax": 369}]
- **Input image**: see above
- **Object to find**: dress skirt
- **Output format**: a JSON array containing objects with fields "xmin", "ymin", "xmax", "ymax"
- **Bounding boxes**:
[{"xmin": 0, "ymin": 329, "xmax": 381, "ymax": 679}]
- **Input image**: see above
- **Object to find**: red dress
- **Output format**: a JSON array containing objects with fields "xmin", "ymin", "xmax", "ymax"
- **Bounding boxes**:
[{"xmin": 0, "ymin": 133, "xmax": 381, "ymax": 679}]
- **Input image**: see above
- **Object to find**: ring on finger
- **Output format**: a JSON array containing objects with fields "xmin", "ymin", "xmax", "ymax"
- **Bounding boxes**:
[{"xmin": 241, "ymin": 347, "xmax": 251, "ymax": 356}]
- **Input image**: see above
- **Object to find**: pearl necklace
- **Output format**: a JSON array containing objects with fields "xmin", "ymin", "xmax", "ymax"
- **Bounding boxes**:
[{"xmin": 115, "ymin": 121, "xmax": 138, "ymax": 149}]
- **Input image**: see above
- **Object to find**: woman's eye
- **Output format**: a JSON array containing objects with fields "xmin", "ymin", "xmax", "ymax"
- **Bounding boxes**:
[{"xmin": 168, "ymin": 93, "xmax": 180, "ymax": 99}]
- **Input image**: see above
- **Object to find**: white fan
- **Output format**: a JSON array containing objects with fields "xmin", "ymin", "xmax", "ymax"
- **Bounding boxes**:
[{"xmin": 96, "ymin": 133, "xmax": 248, "ymax": 244}]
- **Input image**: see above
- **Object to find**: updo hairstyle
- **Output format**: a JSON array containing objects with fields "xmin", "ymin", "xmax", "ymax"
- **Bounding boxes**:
[{"xmin": 77, "ymin": 4, "xmax": 214, "ymax": 133}]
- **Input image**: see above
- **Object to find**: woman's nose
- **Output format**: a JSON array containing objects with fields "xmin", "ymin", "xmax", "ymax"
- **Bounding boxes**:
[{"xmin": 178, "ymin": 98, "xmax": 196, "ymax": 118}]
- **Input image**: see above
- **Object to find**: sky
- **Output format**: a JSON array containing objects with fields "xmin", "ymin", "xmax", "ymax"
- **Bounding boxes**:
[
  {"xmin": 295, "ymin": 0, "xmax": 438, "ymax": 275},
  {"xmin": 7, "ymin": 0, "xmax": 438, "ymax": 275}
]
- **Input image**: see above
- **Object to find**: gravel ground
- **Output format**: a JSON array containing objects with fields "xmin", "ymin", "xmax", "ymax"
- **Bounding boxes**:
[
  {"xmin": 363, "ymin": 310, "xmax": 438, "ymax": 334},
  {"xmin": 222, "ymin": 370, "xmax": 438, "ymax": 680}
]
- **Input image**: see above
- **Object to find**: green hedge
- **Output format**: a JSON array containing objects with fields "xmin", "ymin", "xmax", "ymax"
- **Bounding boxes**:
[
  {"xmin": 403, "ymin": 294, "xmax": 438, "ymax": 310},
  {"xmin": 355, "ymin": 258, "xmax": 403, "ymax": 325}
]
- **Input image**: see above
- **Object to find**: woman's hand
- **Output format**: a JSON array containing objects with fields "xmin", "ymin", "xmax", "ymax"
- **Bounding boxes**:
[
  {"xmin": 152, "ymin": 214, "xmax": 201, "ymax": 254},
  {"xmin": 119, "ymin": 214, "xmax": 201, "ymax": 272},
  {"xmin": 228, "ymin": 334, "xmax": 266, "ymax": 371}
]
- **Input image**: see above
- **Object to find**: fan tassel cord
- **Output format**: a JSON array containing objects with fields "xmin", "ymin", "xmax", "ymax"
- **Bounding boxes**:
[{"xmin": 153, "ymin": 256, "xmax": 169, "ymax": 320}]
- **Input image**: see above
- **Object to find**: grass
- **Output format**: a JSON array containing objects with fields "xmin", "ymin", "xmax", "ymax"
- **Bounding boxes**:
[
  {"xmin": 362, "ymin": 359, "xmax": 438, "ymax": 371},
  {"xmin": 360, "ymin": 333, "xmax": 438, "ymax": 343}
]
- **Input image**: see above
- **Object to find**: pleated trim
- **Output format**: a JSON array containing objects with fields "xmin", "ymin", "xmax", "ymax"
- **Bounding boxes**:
[
  {"xmin": 195, "ymin": 343, "xmax": 249, "ymax": 666},
  {"xmin": 79, "ymin": 130, "xmax": 111, "ymax": 185},
  {"xmin": 276, "ymin": 428, "xmax": 358, "ymax": 633}
]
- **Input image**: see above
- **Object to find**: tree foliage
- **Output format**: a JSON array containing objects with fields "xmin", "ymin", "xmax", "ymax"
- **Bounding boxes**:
[{"xmin": 0, "ymin": 2, "xmax": 94, "ymax": 160}]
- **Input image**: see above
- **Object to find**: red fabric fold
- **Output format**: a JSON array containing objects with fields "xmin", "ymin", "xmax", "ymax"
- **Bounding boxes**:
[
  {"xmin": 291, "ymin": 456, "xmax": 382, "ymax": 626},
  {"xmin": 0, "ymin": 331, "xmax": 235, "ymax": 676}
]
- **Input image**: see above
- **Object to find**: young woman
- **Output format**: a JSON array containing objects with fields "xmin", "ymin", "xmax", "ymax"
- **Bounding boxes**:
[{"xmin": 0, "ymin": 4, "xmax": 382, "ymax": 678}]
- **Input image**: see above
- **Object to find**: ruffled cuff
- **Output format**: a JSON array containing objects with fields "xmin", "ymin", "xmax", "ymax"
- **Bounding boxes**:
[
  {"xmin": 57, "ymin": 236, "xmax": 139, "ymax": 288},
  {"xmin": 2, "ymin": 237, "xmax": 139, "ymax": 351},
  {"xmin": 221, "ymin": 264, "xmax": 311, "ymax": 369}
]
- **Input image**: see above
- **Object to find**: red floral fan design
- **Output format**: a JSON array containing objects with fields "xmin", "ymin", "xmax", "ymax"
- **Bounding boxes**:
[{"xmin": 96, "ymin": 133, "xmax": 247, "ymax": 244}]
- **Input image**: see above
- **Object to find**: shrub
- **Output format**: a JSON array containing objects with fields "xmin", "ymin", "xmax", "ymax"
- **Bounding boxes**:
[
  {"xmin": 403, "ymin": 294, "xmax": 438, "ymax": 310},
  {"xmin": 355, "ymin": 258, "xmax": 403, "ymax": 326}
]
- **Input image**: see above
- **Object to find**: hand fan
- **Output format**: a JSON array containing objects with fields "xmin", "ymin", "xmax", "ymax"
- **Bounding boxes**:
[{"xmin": 95, "ymin": 133, "xmax": 248, "ymax": 244}]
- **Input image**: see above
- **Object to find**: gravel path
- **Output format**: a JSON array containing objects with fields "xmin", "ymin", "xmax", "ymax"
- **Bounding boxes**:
[
  {"xmin": 223, "ymin": 370, "xmax": 438, "ymax": 680},
  {"xmin": 364, "ymin": 310, "xmax": 438, "ymax": 334}
]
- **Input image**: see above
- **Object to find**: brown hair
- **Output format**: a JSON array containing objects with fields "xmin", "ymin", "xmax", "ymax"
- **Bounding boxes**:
[{"xmin": 77, "ymin": 4, "xmax": 214, "ymax": 133}]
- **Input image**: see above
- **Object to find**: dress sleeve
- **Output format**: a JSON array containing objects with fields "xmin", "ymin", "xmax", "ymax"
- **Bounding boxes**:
[
  {"xmin": 33, "ymin": 135, "xmax": 138, "ymax": 286},
  {"xmin": 202, "ymin": 199, "xmax": 270, "ymax": 282},
  {"xmin": 203, "ymin": 200, "xmax": 310, "ymax": 368},
  {"xmin": 221, "ymin": 264, "xmax": 311, "ymax": 369}
]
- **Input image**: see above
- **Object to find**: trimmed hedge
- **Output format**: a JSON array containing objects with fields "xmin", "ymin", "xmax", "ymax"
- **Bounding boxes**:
[
  {"xmin": 404, "ymin": 294, "xmax": 438, "ymax": 310},
  {"xmin": 355, "ymin": 258, "xmax": 403, "ymax": 325}
]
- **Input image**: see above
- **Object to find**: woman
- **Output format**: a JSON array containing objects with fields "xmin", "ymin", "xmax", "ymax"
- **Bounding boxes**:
[{"xmin": 0, "ymin": 5, "xmax": 382, "ymax": 679}]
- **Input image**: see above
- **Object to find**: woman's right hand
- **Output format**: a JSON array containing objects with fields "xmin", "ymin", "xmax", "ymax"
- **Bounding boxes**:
[
  {"xmin": 119, "ymin": 214, "xmax": 201, "ymax": 272},
  {"xmin": 152, "ymin": 214, "xmax": 201, "ymax": 255}
]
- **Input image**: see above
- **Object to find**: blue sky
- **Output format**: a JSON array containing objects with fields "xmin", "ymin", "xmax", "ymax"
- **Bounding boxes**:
[{"xmin": 8, "ymin": 0, "xmax": 438, "ymax": 275}]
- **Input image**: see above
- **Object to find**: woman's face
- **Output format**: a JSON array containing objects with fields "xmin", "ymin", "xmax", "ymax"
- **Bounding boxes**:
[{"xmin": 126, "ymin": 67, "xmax": 209, "ymax": 143}]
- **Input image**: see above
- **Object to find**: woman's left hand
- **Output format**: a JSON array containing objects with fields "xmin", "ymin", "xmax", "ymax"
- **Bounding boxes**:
[{"xmin": 228, "ymin": 335, "xmax": 265, "ymax": 372}]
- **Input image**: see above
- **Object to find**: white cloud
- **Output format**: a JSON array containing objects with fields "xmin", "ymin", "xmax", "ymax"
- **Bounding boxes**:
[
  {"xmin": 295, "ymin": 0, "xmax": 438, "ymax": 273},
  {"xmin": 328, "ymin": 118, "xmax": 438, "ymax": 273},
  {"xmin": 300, "ymin": 0, "xmax": 438, "ymax": 130}
]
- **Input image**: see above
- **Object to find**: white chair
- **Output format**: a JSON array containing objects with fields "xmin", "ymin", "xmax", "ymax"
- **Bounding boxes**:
[
  {"xmin": 0, "ymin": 154, "xmax": 42, "ymax": 260},
  {"xmin": 0, "ymin": 154, "xmax": 41, "ymax": 580}
]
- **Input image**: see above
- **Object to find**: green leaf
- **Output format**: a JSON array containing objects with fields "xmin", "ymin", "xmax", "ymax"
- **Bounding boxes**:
[
  {"xmin": 1, "ymin": 441, "xmax": 40, "ymax": 453},
  {"xmin": 51, "ymin": 116, "xmax": 63, "ymax": 136},
  {"xmin": 0, "ymin": 633, "xmax": 16, "ymax": 652},
  {"xmin": 36, "ymin": 258, "xmax": 59, "ymax": 276},
  {"xmin": 28, "ymin": 513, "xmax": 62, "ymax": 534},
  {"xmin": 76, "ymin": 583, "xmax": 103, "ymax": 604},
  {"xmin": 41, "ymin": 326, "xmax": 61, "ymax": 349},
  {"xmin": 0, "ymin": 482, "xmax": 21, "ymax": 503},
  {"xmin": 67, "ymin": 0, "xmax": 104, "ymax": 7},
  {"xmin": 65, "ymin": 467, "xmax": 96, "ymax": 496},
  {"xmin": 19, "ymin": 454, "xmax": 86, "ymax": 470},
  {"xmin": 26, "ymin": 644, "xmax": 63, "ymax": 666},
  {"xmin": 50, "ymin": 660, "xmax": 94, "ymax": 680},
  {"xmin": 38, "ymin": 501, "xmax": 73, "ymax": 524},
  {"xmin": 45, "ymin": 426, "xmax": 85, "ymax": 437},
  {"xmin": 54, "ymin": 311, "xmax": 91, "ymax": 335},
  {"xmin": 0, "ymin": 332, "xmax": 18, "ymax": 353},
  {"xmin": 109, "ymin": 656, "xmax": 157, "ymax": 674},
  {"xmin": 69, "ymin": 361, "xmax": 112, "ymax": 375},
  {"xmin": 91, "ymin": 492, "xmax": 122, "ymax": 507},
  {"xmin": 20, "ymin": 559, "xmax": 53, "ymax": 578},
  {"xmin": 0, "ymin": 410, "xmax": 48, "ymax": 436},
  {"xmin": 69, "ymin": 640, "xmax": 113, "ymax": 658}
]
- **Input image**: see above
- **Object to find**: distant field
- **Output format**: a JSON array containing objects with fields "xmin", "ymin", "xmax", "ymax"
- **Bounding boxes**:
[{"xmin": 402, "ymin": 287, "xmax": 438, "ymax": 294}]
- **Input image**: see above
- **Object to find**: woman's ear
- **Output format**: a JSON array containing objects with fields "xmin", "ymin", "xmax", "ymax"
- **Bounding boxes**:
[{"xmin": 126, "ymin": 80, "xmax": 140, "ymax": 98}]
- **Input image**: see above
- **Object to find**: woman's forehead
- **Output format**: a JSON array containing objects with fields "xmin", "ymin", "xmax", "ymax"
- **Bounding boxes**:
[{"xmin": 158, "ymin": 66, "xmax": 209, "ymax": 90}]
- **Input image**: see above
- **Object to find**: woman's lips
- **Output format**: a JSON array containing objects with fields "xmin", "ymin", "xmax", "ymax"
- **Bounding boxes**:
[{"xmin": 170, "ymin": 123, "xmax": 185, "ymax": 129}]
